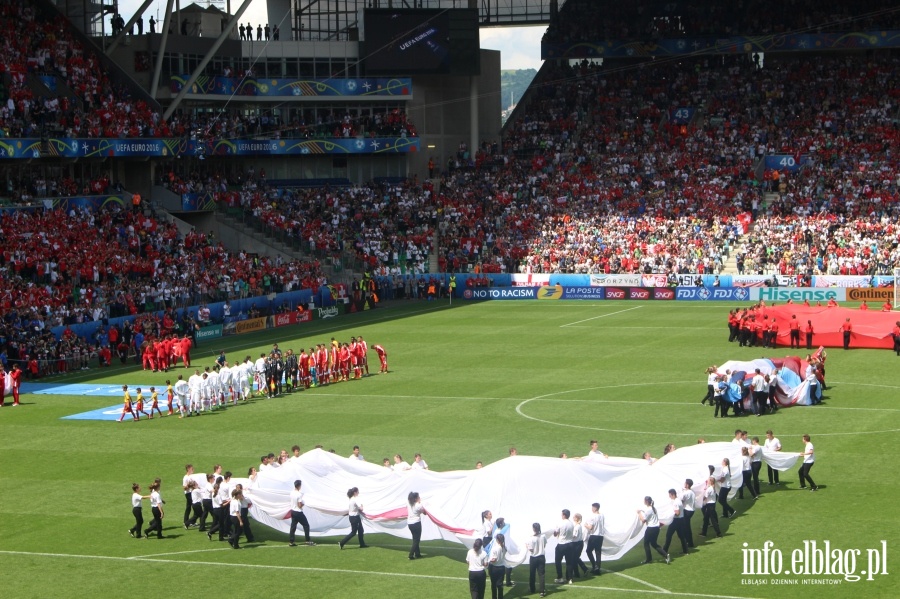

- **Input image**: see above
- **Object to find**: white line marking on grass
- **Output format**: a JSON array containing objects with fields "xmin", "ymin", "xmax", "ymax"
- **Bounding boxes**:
[
  {"xmin": 605, "ymin": 570, "xmax": 672, "ymax": 593},
  {"xmin": 0, "ymin": 550, "xmax": 762, "ymax": 598},
  {"xmin": 516, "ymin": 384, "xmax": 900, "ymax": 437},
  {"xmin": 129, "ymin": 547, "xmax": 233, "ymax": 559},
  {"xmin": 560, "ymin": 306, "xmax": 644, "ymax": 328}
]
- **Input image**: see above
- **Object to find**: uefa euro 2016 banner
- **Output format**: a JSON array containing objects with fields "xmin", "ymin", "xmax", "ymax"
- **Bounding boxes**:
[
  {"xmin": 170, "ymin": 76, "xmax": 412, "ymax": 98},
  {"xmin": 0, "ymin": 136, "xmax": 418, "ymax": 160}
]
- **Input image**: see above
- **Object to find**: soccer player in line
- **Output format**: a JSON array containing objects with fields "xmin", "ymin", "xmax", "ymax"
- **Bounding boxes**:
[
  {"xmin": 149, "ymin": 386, "xmax": 163, "ymax": 418},
  {"xmin": 174, "ymin": 375, "xmax": 189, "ymax": 418},
  {"xmin": 165, "ymin": 380, "xmax": 175, "ymax": 415},
  {"xmin": 357, "ymin": 335, "xmax": 370, "ymax": 376},
  {"xmin": 118, "ymin": 385, "xmax": 137, "ymax": 422},
  {"xmin": 134, "ymin": 388, "xmax": 150, "ymax": 420}
]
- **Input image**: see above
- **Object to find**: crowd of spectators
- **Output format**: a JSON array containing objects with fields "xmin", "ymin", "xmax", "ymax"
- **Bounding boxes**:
[
  {"xmin": 0, "ymin": 202, "xmax": 327, "ymax": 373},
  {"xmin": 543, "ymin": 0, "xmax": 900, "ymax": 45},
  {"xmin": 216, "ymin": 176, "xmax": 436, "ymax": 275},
  {"xmin": 0, "ymin": 0, "xmax": 417, "ymax": 142}
]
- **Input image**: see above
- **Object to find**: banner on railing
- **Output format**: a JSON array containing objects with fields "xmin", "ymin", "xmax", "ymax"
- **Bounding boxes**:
[
  {"xmin": 235, "ymin": 316, "xmax": 267, "ymax": 334},
  {"xmin": 273, "ymin": 311, "xmax": 313, "ymax": 327},
  {"xmin": 170, "ymin": 76, "xmax": 412, "ymax": 98},
  {"xmin": 196, "ymin": 324, "xmax": 223, "ymax": 341},
  {"xmin": 0, "ymin": 136, "xmax": 419, "ymax": 160}
]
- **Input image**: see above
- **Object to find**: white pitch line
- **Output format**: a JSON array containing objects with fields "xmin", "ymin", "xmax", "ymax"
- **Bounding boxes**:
[
  {"xmin": 0, "ymin": 550, "xmax": 762, "ymax": 599},
  {"xmin": 561, "ymin": 306, "xmax": 644, "ymax": 328}
]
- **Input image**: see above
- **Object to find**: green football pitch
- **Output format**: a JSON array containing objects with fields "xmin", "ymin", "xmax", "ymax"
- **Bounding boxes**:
[{"xmin": 0, "ymin": 299, "xmax": 897, "ymax": 598}]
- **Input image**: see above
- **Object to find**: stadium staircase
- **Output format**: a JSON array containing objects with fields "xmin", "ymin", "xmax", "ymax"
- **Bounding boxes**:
[{"xmin": 212, "ymin": 206, "xmax": 355, "ymax": 286}]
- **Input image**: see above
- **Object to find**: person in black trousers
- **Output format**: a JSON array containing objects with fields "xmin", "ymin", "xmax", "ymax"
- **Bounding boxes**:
[
  {"xmin": 129, "ymin": 483, "xmax": 148, "ymax": 538},
  {"xmin": 798, "ymin": 434, "xmax": 819, "ymax": 491},
  {"xmin": 144, "ymin": 482, "xmax": 165, "ymax": 538},
  {"xmin": 339, "ymin": 487, "xmax": 367, "ymax": 549},
  {"xmin": 699, "ymin": 477, "xmax": 722, "ymax": 538},
  {"xmin": 526, "ymin": 523, "xmax": 546, "ymax": 597},
  {"xmin": 662, "ymin": 489, "xmax": 689, "ymax": 557},
  {"xmin": 199, "ymin": 474, "xmax": 214, "ymax": 531},
  {"xmin": 584, "ymin": 503, "xmax": 604, "ymax": 575},
  {"xmin": 289, "ymin": 479, "xmax": 315, "ymax": 546},
  {"xmin": 228, "ymin": 488, "xmax": 243, "ymax": 548},
  {"xmin": 718, "ymin": 459, "xmax": 736, "ymax": 517},
  {"xmin": 207, "ymin": 477, "xmax": 225, "ymax": 541},
  {"xmin": 407, "ymin": 491, "xmax": 424, "ymax": 560},
  {"xmin": 680, "ymin": 480, "xmax": 696, "ymax": 548},
  {"xmin": 738, "ymin": 448, "xmax": 759, "ymax": 500},
  {"xmin": 235, "ymin": 483, "xmax": 255, "ymax": 542},
  {"xmin": 182, "ymin": 464, "xmax": 195, "ymax": 529},
  {"xmin": 637, "ymin": 497, "xmax": 669, "ymax": 564}
]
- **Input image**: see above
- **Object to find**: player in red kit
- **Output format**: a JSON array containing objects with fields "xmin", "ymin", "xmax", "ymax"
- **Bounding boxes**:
[
  {"xmin": 352, "ymin": 339, "xmax": 366, "ymax": 379},
  {"xmin": 373, "ymin": 344, "xmax": 388, "ymax": 373},
  {"xmin": 10, "ymin": 363, "xmax": 22, "ymax": 405},
  {"xmin": 357, "ymin": 335, "xmax": 370, "ymax": 376},
  {"xmin": 339, "ymin": 343, "xmax": 351, "ymax": 381},
  {"xmin": 299, "ymin": 349, "xmax": 310, "ymax": 388},
  {"xmin": 180, "ymin": 336, "xmax": 193, "ymax": 368}
]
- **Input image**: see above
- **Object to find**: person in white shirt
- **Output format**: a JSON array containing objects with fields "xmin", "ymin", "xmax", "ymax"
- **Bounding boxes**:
[
  {"xmin": 738, "ymin": 447, "xmax": 759, "ymax": 500},
  {"xmin": 749, "ymin": 436, "xmax": 763, "ymax": 495},
  {"xmin": 570, "ymin": 514, "xmax": 589, "ymax": 578},
  {"xmin": 799, "ymin": 434, "xmax": 818, "ymax": 491},
  {"xmin": 129, "ymin": 483, "xmax": 149, "ymax": 538},
  {"xmin": 412, "ymin": 453, "xmax": 428, "ymax": 470},
  {"xmin": 173, "ymin": 375, "xmax": 189, "ymax": 418},
  {"xmin": 254, "ymin": 354, "xmax": 267, "ymax": 395},
  {"xmin": 206, "ymin": 368, "xmax": 221, "ymax": 409},
  {"xmin": 637, "ymin": 496, "xmax": 669, "ymax": 564},
  {"xmin": 766, "ymin": 372, "xmax": 779, "ymax": 413},
  {"xmin": 288, "ymin": 479, "xmax": 315, "ymax": 546},
  {"xmin": 145, "ymin": 482, "xmax": 165, "ymax": 539},
  {"xmin": 718, "ymin": 458, "xmax": 736, "ymax": 517},
  {"xmin": 662, "ymin": 488, "xmax": 689, "ymax": 556},
  {"xmin": 228, "ymin": 488, "xmax": 244, "ymax": 548},
  {"xmin": 348, "ymin": 445, "xmax": 365, "ymax": 461},
  {"xmin": 480, "ymin": 510, "xmax": 494, "ymax": 548},
  {"xmin": 702, "ymin": 366, "xmax": 718, "ymax": 405},
  {"xmin": 187, "ymin": 370, "xmax": 203, "ymax": 415},
  {"xmin": 219, "ymin": 362, "xmax": 235, "ymax": 404},
  {"xmin": 700, "ymin": 477, "xmax": 722, "ymax": 538},
  {"xmin": 526, "ymin": 523, "xmax": 547, "ymax": 597},
  {"xmin": 488, "ymin": 533, "xmax": 508, "ymax": 599},
  {"xmin": 680, "ymin": 480, "xmax": 696, "ymax": 548},
  {"xmin": 181, "ymin": 464, "xmax": 195, "ymax": 529},
  {"xmin": 552, "ymin": 509, "xmax": 574, "ymax": 584},
  {"xmin": 339, "ymin": 487, "xmax": 367, "ymax": 549},
  {"xmin": 199, "ymin": 473, "xmax": 214, "ymax": 531},
  {"xmin": 584, "ymin": 502, "xmax": 604, "ymax": 574},
  {"xmin": 240, "ymin": 357, "xmax": 253, "ymax": 400},
  {"xmin": 587, "ymin": 439, "xmax": 608, "ymax": 459},
  {"xmin": 407, "ymin": 492, "xmax": 424, "ymax": 560},
  {"xmin": 290, "ymin": 445, "xmax": 303, "ymax": 461},
  {"xmin": 199, "ymin": 372, "xmax": 212, "ymax": 410},
  {"xmin": 751, "ymin": 368, "xmax": 767, "ymax": 416},
  {"xmin": 393, "ymin": 454, "xmax": 411, "ymax": 471},
  {"xmin": 466, "ymin": 538, "xmax": 489, "ymax": 599},
  {"xmin": 764, "ymin": 430, "xmax": 782, "ymax": 485}
]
